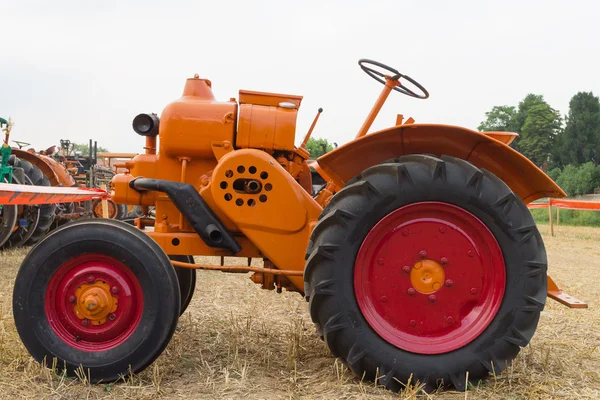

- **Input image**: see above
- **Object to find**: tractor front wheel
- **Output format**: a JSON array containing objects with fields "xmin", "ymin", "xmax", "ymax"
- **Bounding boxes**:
[
  {"xmin": 13, "ymin": 219, "xmax": 180, "ymax": 382},
  {"xmin": 304, "ymin": 155, "xmax": 547, "ymax": 391}
]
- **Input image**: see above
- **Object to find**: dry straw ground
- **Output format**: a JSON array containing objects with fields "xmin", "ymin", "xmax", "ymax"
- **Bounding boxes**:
[{"xmin": 0, "ymin": 224, "xmax": 598, "ymax": 399}]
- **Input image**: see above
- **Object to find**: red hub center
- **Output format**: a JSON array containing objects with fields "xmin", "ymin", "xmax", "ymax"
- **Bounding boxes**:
[
  {"xmin": 45, "ymin": 254, "xmax": 143, "ymax": 351},
  {"xmin": 354, "ymin": 202, "xmax": 505, "ymax": 354}
]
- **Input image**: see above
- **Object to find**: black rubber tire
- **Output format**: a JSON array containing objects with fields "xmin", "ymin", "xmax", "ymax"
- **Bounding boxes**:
[
  {"xmin": 2, "ymin": 173, "xmax": 40, "ymax": 248},
  {"xmin": 12, "ymin": 158, "xmax": 56, "ymax": 245},
  {"xmin": 170, "ymin": 255, "xmax": 197, "ymax": 316},
  {"xmin": 121, "ymin": 218, "xmax": 196, "ymax": 315},
  {"xmin": 13, "ymin": 219, "xmax": 180, "ymax": 382},
  {"xmin": 0, "ymin": 200, "xmax": 17, "ymax": 249},
  {"xmin": 304, "ymin": 154, "xmax": 547, "ymax": 392}
]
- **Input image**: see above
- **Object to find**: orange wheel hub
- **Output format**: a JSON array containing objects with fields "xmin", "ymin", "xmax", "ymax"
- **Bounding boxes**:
[
  {"xmin": 73, "ymin": 281, "xmax": 118, "ymax": 325},
  {"xmin": 410, "ymin": 259, "xmax": 445, "ymax": 294}
]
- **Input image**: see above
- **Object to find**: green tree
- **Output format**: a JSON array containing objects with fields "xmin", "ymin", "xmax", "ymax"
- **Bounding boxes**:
[
  {"xmin": 479, "ymin": 94, "xmax": 560, "ymax": 157},
  {"xmin": 478, "ymin": 94, "xmax": 546, "ymax": 151},
  {"xmin": 546, "ymin": 167, "xmax": 561, "ymax": 182},
  {"xmin": 306, "ymin": 137, "xmax": 333, "ymax": 158},
  {"xmin": 518, "ymin": 103, "xmax": 562, "ymax": 169},
  {"xmin": 477, "ymin": 106, "xmax": 517, "ymax": 132},
  {"xmin": 556, "ymin": 162, "xmax": 600, "ymax": 196},
  {"xmin": 513, "ymin": 94, "xmax": 545, "ymax": 133},
  {"xmin": 553, "ymin": 92, "xmax": 600, "ymax": 167},
  {"xmin": 72, "ymin": 142, "xmax": 109, "ymax": 155}
]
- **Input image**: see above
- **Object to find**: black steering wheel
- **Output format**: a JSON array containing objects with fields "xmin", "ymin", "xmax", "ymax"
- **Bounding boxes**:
[
  {"xmin": 12, "ymin": 140, "xmax": 31, "ymax": 149},
  {"xmin": 359, "ymin": 59, "xmax": 429, "ymax": 99}
]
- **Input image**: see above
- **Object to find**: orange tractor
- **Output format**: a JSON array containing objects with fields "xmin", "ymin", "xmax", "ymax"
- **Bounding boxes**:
[{"xmin": 13, "ymin": 60, "xmax": 574, "ymax": 392}]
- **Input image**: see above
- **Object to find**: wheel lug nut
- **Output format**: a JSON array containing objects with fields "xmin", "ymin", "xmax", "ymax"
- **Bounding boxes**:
[
  {"xmin": 419, "ymin": 250, "xmax": 427, "ymax": 258},
  {"xmin": 81, "ymin": 319, "xmax": 89, "ymax": 326},
  {"xmin": 445, "ymin": 279, "xmax": 454, "ymax": 287},
  {"xmin": 429, "ymin": 295, "xmax": 437, "ymax": 303},
  {"xmin": 470, "ymin": 287, "xmax": 478, "ymax": 295},
  {"xmin": 87, "ymin": 275, "xmax": 94, "ymax": 283},
  {"xmin": 68, "ymin": 295, "xmax": 76, "ymax": 303},
  {"xmin": 440, "ymin": 257, "xmax": 448, "ymax": 265},
  {"xmin": 407, "ymin": 288, "xmax": 416, "ymax": 296},
  {"xmin": 108, "ymin": 313, "xmax": 116, "ymax": 321},
  {"xmin": 377, "ymin": 258, "xmax": 385, "ymax": 265},
  {"xmin": 410, "ymin": 320, "xmax": 416, "ymax": 327},
  {"xmin": 468, "ymin": 250, "xmax": 475, "ymax": 258},
  {"xmin": 402, "ymin": 229, "xmax": 409, "ymax": 236},
  {"xmin": 403, "ymin": 266, "xmax": 411, "ymax": 274},
  {"xmin": 111, "ymin": 286, "xmax": 118, "ymax": 294}
]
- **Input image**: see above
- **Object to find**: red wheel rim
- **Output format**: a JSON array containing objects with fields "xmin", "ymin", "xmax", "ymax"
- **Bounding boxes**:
[
  {"xmin": 45, "ymin": 254, "xmax": 144, "ymax": 352},
  {"xmin": 354, "ymin": 202, "xmax": 505, "ymax": 354}
]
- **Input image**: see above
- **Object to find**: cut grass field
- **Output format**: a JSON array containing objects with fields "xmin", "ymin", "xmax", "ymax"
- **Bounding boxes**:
[{"xmin": 0, "ymin": 224, "xmax": 598, "ymax": 399}]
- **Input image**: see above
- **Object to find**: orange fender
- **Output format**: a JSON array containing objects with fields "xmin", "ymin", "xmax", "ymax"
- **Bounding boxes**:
[
  {"xmin": 38, "ymin": 154, "xmax": 76, "ymax": 187},
  {"xmin": 11, "ymin": 149, "xmax": 76, "ymax": 187},
  {"xmin": 315, "ymin": 124, "xmax": 566, "ymax": 204}
]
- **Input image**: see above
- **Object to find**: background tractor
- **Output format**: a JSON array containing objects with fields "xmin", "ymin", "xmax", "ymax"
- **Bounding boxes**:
[
  {"xmin": 50, "ymin": 139, "xmax": 129, "ymax": 221},
  {"xmin": 0, "ymin": 128, "xmax": 135, "ymax": 251},
  {"xmin": 0, "ymin": 117, "xmax": 55, "ymax": 248},
  {"xmin": 6, "ymin": 139, "xmax": 130, "ymax": 232},
  {"xmin": 13, "ymin": 60, "xmax": 569, "ymax": 392}
]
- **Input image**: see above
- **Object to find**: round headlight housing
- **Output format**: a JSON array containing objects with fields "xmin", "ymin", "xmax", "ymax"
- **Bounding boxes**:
[{"xmin": 132, "ymin": 113, "xmax": 159, "ymax": 137}]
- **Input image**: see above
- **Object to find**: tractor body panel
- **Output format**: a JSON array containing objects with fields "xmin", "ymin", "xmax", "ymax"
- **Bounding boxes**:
[
  {"xmin": 160, "ymin": 98, "xmax": 237, "ymax": 159},
  {"xmin": 159, "ymin": 77, "xmax": 237, "ymax": 159},
  {"xmin": 110, "ymin": 78, "xmax": 315, "ymax": 273},
  {"xmin": 210, "ymin": 149, "xmax": 321, "ymax": 290},
  {"xmin": 315, "ymin": 124, "xmax": 566, "ymax": 204},
  {"xmin": 236, "ymin": 90, "xmax": 303, "ymax": 152}
]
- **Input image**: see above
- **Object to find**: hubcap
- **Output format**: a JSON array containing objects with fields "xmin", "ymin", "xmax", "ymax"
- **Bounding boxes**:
[
  {"xmin": 45, "ymin": 254, "xmax": 143, "ymax": 351},
  {"xmin": 73, "ymin": 281, "xmax": 118, "ymax": 325},
  {"xmin": 354, "ymin": 202, "xmax": 506, "ymax": 354},
  {"xmin": 410, "ymin": 259, "xmax": 445, "ymax": 294}
]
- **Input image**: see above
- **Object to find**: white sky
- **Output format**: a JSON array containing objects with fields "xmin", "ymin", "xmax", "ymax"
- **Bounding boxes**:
[{"xmin": 0, "ymin": 0, "xmax": 598, "ymax": 153}]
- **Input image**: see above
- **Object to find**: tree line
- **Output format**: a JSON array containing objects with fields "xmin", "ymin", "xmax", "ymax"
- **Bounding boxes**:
[{"xmin": 479, "ymin": 91, "xmax": 600, "ymax": 196}]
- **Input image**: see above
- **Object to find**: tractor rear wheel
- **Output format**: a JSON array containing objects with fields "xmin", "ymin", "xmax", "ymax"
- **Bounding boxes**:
[
  {"xmin": 2, "ymin": 173, "xmax": 40, "ymax": 248},
  {"xmin": 304, "ymin": 155, "xmax": 547, "ymax": 392},
  {"xmin": 0, "ymin": 200, "xmax": 17, "ymax": 248},
  {"xmin": 13, "ymin": 219, "xmax": 180, "ymax": 382},
  {"xmin": 12, "ymin": 158, "xmax": 56, "ymax": 245}
]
